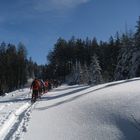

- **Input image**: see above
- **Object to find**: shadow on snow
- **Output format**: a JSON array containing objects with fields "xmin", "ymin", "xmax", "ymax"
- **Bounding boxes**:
[
  {"xmin": 36, "ymin": 78, "xmax": 140, "ymax": 111},
  {"xmin": 0, "ymin": 78, "xmax": 140, "ymax": 105}
]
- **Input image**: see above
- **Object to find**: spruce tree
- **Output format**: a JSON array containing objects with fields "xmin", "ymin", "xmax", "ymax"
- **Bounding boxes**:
[
  {"xmin": 17, "ymin": 42, "xmax": 27, "ymax": 88},
  {"xmin": 89, "ymin": 55, "xmax": 103, "ymax": 85}
]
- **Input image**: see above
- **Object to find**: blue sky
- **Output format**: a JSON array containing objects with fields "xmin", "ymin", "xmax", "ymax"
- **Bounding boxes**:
[{"xmin": 0, "ymin": 0, "xmax": 140, "ymax": 64}]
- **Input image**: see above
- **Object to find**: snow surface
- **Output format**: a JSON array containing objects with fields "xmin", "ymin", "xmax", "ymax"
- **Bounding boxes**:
[{"xmin": 1, "ymin": 78, "xmax": 140, "ymax": 139}]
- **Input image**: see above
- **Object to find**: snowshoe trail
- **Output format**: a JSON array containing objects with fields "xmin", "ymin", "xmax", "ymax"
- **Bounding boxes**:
[{"xmin": 0, "ymin": 88, "xmax": 35, "ymax": 140}]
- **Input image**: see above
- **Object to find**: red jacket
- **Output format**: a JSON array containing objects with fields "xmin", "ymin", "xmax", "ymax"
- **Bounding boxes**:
[{"xmin": 31, "ymin": 79, "xmax": 40, "ymax": 90}]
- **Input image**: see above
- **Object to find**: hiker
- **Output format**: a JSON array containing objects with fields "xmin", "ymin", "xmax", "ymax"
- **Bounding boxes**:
[
  {"xmin": 30, "ymin": 78, "xmax": 40, "ymax": 102},
  {"xmin": 44, "ymin": 80, "xmax": 49, "ymax": 93}
]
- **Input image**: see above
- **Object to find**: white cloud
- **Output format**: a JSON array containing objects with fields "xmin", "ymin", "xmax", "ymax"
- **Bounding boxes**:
[
  {"xmin": 51, "ymin": 0, "xmax": 90, "ymax": 7},
  {"xmin": 33, "ymin": 0, "xmax": 90, "ymax": 12},
  {"xmin": 0, "ymin": 0, "xmax": 91, "ymax": 24}
]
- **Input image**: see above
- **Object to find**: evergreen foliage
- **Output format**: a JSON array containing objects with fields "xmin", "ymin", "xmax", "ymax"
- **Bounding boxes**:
[
  {"xmin": 0, "ymin": 43, "xmax": 37, "ymax": 94},
  {"xmin": 89, "ymin": 55, "xmax": 103, "ymax": 85},
  {"xmin": 135, "ymin": 16, "xmax": 140, "ymax": 46},
  {"xmin": 1, "ymin": 16, "xmax": 140, "ymax": 94},
  {"xmin": 46, "ymin": 16, "xmax": 140, "ymax": 84}
]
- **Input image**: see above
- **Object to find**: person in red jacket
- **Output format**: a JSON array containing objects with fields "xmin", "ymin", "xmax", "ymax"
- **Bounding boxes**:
[
  {"xmin": 30, "ymin": 78, "xmax": 40, "ymax": 102},
  {"xmin": 44, "ymin": 80, "xmax": 49, "ymax": 93}
]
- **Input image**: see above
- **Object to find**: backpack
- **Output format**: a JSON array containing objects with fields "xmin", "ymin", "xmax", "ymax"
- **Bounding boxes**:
[{"xmin": 32, "ymin": 80, "xmax": 39, "ymax": 90}]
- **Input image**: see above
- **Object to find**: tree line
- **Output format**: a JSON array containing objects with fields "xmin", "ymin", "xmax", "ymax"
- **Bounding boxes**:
[
  {"xmin": 46, "ymin": 16, "xmax": 140, "ymax": 85},
  {"xmin": 0, "ymin": 16, "xmax": 140, "ymax": 94},
  {"xmin": 0, "ymin": 42, "xmax": 42, "ymax": 94}
]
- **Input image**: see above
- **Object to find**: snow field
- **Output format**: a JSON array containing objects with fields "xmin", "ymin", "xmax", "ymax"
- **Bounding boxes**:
[
  {"xmin": 0, "ymin": 103, "xmax": 32, "ymax": 140},
  {"xmin": 0, "ymin": 88, "xmax": 32, "ymax": 140},
  {"xmin": 24, "ymin": 78, "xmax": 140, "ymax": 140},
  {"xmin": 1, "ymin": 79, "xmax": 140, "ymax": 139}
]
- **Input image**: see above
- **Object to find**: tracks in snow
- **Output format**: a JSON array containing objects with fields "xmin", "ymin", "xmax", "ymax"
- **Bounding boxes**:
[
  {"xmin": 0, "ymin": 89, "xmax": 34, "ymax": 140},
  {"xmin": 0, "ymin": 102, "xmax": 33, "ymax": 140},
  {"xmin": 3, "ymin": 103, "xmax": 33, "ymax": 140}
]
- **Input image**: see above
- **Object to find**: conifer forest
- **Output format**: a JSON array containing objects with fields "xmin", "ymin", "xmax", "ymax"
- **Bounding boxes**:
[{"xmin": 0, "ymin": 16, "xmax": 140, "ymax": 94}]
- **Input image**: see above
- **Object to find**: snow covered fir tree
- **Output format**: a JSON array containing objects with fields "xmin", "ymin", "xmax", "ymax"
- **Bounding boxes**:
[
  {"xmin": 115, "ymin": 17, "xmax": 140, "ymax": 80},
  {"xmin": 89, "ymin": 55, "xmax": 103, "ymax": 85}
]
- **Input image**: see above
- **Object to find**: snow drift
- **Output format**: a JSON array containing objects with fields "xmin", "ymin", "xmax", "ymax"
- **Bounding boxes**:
[
  {"xmin": 1, "ymin": 78, "xmax": 140, "ymax": 140},
  {"xmin": 23, "ymin": 78, "xmax": 140, "ymax": 140}
]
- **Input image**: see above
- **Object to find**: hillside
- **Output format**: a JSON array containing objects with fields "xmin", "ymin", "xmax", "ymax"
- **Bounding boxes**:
[{"xmin": 1, "ymin": 78, "xmax": 140, "ymax": 139}]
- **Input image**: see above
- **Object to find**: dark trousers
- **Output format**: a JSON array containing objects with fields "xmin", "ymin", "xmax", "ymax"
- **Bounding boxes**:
[{"xmin": 32, "ymin": 90, "xmax": 38, "ymax": 99}]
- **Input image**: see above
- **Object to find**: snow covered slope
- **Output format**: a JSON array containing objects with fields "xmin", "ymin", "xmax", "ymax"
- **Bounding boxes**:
[
  {"xmin": 23, "ymin": 78, "xmax": 140, "ymax": 140},
  {"xmin": 0, "ymin": 88, "xmax": 32, "ymax": 140},
  {"xmin": 1, "ymin": 78, "xmax": 140, "ymax": 140}
]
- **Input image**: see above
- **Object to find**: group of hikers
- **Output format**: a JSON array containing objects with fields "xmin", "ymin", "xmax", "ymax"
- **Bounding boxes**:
[{"xmin": 30, "ymin": 78, "xmax": 60, "ymax": 102}]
